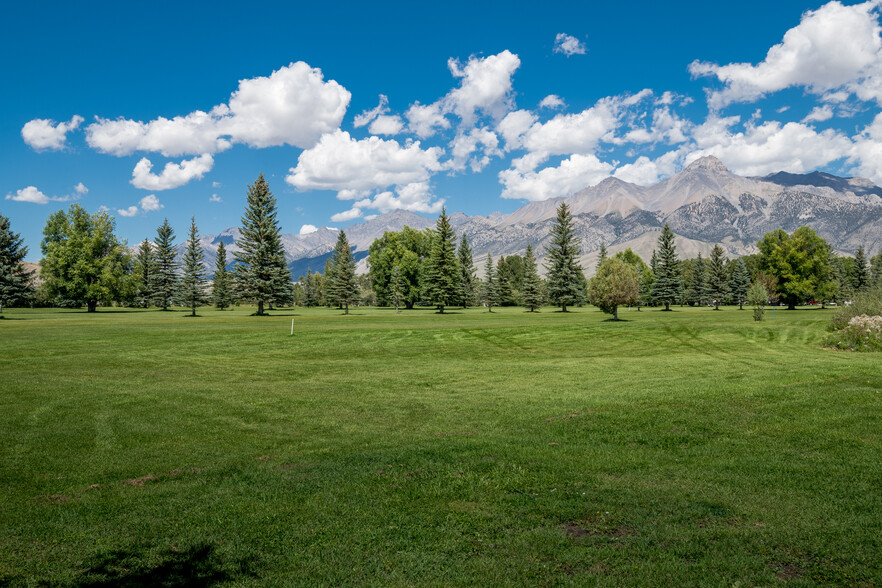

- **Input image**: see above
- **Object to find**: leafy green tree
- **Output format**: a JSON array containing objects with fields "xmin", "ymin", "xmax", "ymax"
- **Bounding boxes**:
[
  {"xmin": 177, "ymin": 216, "xmax": 208, "ymax": 317},
  {"xmin": 133, "ymin": 240, "xmax": 155, "ymax": 308},
  {"xmin": 757, "ymin": 226, "xmax": 834, "ymax": 310},
  {"xmin": 40, "ymin": 204, "xmax": 132, "ymax": 312},
  {"xmin": 730, "ymin": 258, "xmax": 751, "ymax": 310},
  {"xmin": 389, "ymin": 264, "xmax": 404, "ymax": 313},
  {"xmin": 326, "ymin": 230, "xmax": 359, "ymax": 314},
  {"xmin": 588, "ymin": 257, "xmax": 639, "ymax": 320},
  {"xmin": 424, "ymin": 208, "xmax": 459, "ymax": 313},
  {"xmin": 368, "ymin": 226, "xmax": 432, "ymax": 309},
  {"xmin": 0, "ymin": 214, "xmax": 35, "ymax": 312},
  {"xmin": 651, "ymin": 224, "xmax": 682, "ymax": 311},
  {"xmin": 707, "ymin": 244, "xmax": 730, "ymax": 310},
  {"xmin": 152, "ymin": 218, "xmax": 178, "ymax": 310},
  {"xmin": 457, "ymin": 234, "xmax": 477, "ymax": 308},
  {"xmin": 748, "ymin": 282, "xmax": 768, "ymax": 322},
  {"xmin": 852, "ymin": 245, "xmax": 870, "ymax": 293},
  {"xmin": 233, "ymin": 174, "xmax": 292, "ymax": 315},
  {"xmin": 521, "ymin": 244, "xmax": 543, "ymax": 312},
  {"xmin": 613, "ymin": 248, "xmax": 649, "ymax": 310},
  {"xmin": 482, "ymin": 253, "xmax": 498, "ymax": 312},
  {"xmin": 545, "ymin": 203, "xmax": 584, "ymax": 312},
  {"xmin": 212, "ymin": 240, "xmax": 232, "ymax": 310}
]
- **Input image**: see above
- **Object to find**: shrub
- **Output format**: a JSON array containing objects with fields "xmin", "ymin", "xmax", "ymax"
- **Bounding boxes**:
[
  {"xmin": 747, "ymin": 282, "xmax": 767, "ymax": 322},
  {"xmin": 825, "ymin": 314, "xmax": 882, "ymax": 351},
  {"xmin": 829, "ymin": 287, "xmax": 882, "ymax": 331}
]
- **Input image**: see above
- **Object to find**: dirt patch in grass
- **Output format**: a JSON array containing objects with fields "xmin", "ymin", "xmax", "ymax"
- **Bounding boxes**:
[
  {"xmin": 562, "ymin": 522, "xmax": 635, "ymax": 540},
  {"xmin": 31, "ymin": 494, "xmax": 72, "ymax": 504},
  {"xmin": 770, "ymin": 560, "xmax": 802, "ymax": 581},
  {"xmin": 125, "ymin": 467, "xmax": 200, "ymax": 487}
]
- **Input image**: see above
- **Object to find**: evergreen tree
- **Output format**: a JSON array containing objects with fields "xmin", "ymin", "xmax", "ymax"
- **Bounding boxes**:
[
  {"xmin": 390, "ymin": 263, "xmax": 404, "ymax": 313},
  {"xmin": 496, "ymin": 256, "xmax": 516, "ymax": 306},
  {"xmin": 177, "ymin": 216, "xmax": 208, "ymax": 317},
  {"xmin": 545, "ymin": 203, "xmax": 584, "ymax": 312},
  {"xmin": 871, "ymin": 251, "xmax": 882, "ymax": 287},
  {"xmin": 651, "ymin": 224, "xmax": 682, "ymax": 311},
  {"xmin": 457, "ymin": 233, "xmax": 477, "ymax": 308},
  {"xmin": 521, "ymin": 244, "xmax": 543, "ymax": 312},
  {"xmin": 852, "ymin": 245, "xmax": 870, "ymax": 292},
  {"xmin": 707, "ymin": 244, "xmax": 730, "ymax": 310},
  {"xmin": 302, "ymin": 269, "xmax": 316, "ymax": 307},
  {"xmin": 596, "ymin": 242, "xmax": 608, "ymax": 271},
  {"xmin": 212, "ymin": 240, "xmax": 232, "ymax": 310},
  {"xmin": 482, "ymin": 253, "xmax": 498, "ymax": 312},
  {"xmin": 731, "ymin": 257, "xmax": 751, "ymax": 310},
  {"xmin": 152, "ymin": 218, "xmax": 178, "ymax": 310},
  {"xmin": 133, "ymin": 240, "xmax": 155, "ymax": 308},
  {"xmin": 0, "ymin": 214, "xmax": 35, "ymax": 312},
  {"xmin": 326, "ymin": 230, "xmax": 359, "ymax": 314},
  {"xmin": 686, "ymin": 254, "xmax": 707, "ymax": 306},
  {"xmin": 424, "ymin": 207, "xmax": 459, "ymax": 313},
  {"xmin": 233, "ymin": 174, "xmax": 292, "ymax": 315}
]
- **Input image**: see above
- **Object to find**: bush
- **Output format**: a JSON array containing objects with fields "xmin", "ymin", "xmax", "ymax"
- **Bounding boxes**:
[
  {"xmin": 829, "ymin": 287, "xmax": 882, "ymax": 331},
  {"xmin": 747, "ymin": 282, "xmax": 767, "ymax": 322},
  {"xmin": 825, "ymin": 314, "xmax": 882, "ymax": 351}
]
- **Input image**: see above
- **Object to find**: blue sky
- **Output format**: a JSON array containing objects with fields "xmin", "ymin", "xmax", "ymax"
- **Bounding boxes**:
[{"xmin": 3, "ymin": 0, "xmax": 882, "ymax": 260}]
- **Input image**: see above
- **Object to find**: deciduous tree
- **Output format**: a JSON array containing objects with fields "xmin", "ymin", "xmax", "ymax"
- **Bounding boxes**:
[
  {"xmin": 757, "ymin": 226, "xmax": 833, "ymax": 310},
  {"xmin": 588, "ymin": 257, "xmax": 639, "ymax": 320}
]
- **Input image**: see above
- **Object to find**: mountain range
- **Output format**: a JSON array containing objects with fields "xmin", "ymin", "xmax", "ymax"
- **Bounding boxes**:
[{"xmin": 176, "ymin": 156, "xmax": 882, "ymax": 277}]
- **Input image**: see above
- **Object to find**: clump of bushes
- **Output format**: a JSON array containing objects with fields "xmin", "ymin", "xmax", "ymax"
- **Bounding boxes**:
[{"xmin": 826, "ymin": 288, "xmax": 882, "ymax": 351}]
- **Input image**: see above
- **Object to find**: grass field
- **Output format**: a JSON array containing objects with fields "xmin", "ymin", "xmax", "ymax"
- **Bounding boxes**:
[{"xmin": 0, "ymin": 304, "xmax": 879, "ymax": 586}]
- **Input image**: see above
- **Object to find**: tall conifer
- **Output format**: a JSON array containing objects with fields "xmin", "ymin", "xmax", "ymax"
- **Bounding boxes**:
[
  {"xmin": 545, "ymin": 203, "xmax": 584, "ymax": 312},
  {"xmin": 483, "ymin": 253, "xmax": 498, "ymax": 312},
  {"xmin": 853, "ymin": 245, "xmax": 870, "ymax": 292},
  {"xmin": 0, "ymin": 214, "xmax": 34, "ymax": 312},
  {"xmin": 178, "ymin": 216, "xmax": 208, "ymax": 317},
  {"xmin": 651, "ymin": 223, "xmax": 682, "ymax": 311},
  {"xmin": 134, "ymin": 240, "xmax": 155, "ymax": 308},
  {"xmin": 521, "ymin": 244, "xmax": 543, "ymax": 312},
  {"xmin": 152, "ymin": 218, "xmax": 178, "ymax": 310},
  {"xmin": 731, "ymin": 257, "xmax": 751, "ymax": 310},
  {"xmin": 707, "ymin": 244, "xmax": 730, "ymax": 310},
  {"xmin": 457, "ymin": 233, "xmax": 476, "ymax": 308},
  {"xmin": 212, "ymin": 240, "xmax": 232, "ymax": 310},
  {"xmin": 326, "ymin": 230, "xmax": 359, "ymax": 314},
  {"xmin": 424, "ymin": 207, "xmax": 459, "ymax": 313}
]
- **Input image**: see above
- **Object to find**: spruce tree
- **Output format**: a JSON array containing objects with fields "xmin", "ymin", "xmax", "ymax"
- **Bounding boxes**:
[
  {"xmin": 457, "ymin": 233, "xmax": 476, "ymax": 308},
  {"xmin": 688, "ymin": 254, "xmax": 707, "ymax": 306},
  {"xmin": 521, "ymin": 244, "xmax": 543, "ymax": 312},
  {"xmin": 133, "ymin": 240, "xmax": 155, "ymax": 308},
  {"xmin": 731, "ymin": 257, "xmax": 751, "ymax": 310},
  {"xmin": 651, "ymin": 223, "xmax": 682, "ymax": 311},
  {"xmin": 871, "ymin": 251, "xmax": 882, "ymax": 287},
  {"xmin": 0, "ymin": 214, "xmax": 34, "ymax": 312},
  {"xmin": 853, "ymin": 245, "xmax": 870, "ymax": 292},
  {"xmin": 424, "ymin": 207, "xmax": 459, "ymax": 313},
  {"xmin": 707, "ymin": 244, "xmax": 730, "ymax": 310},
  {"xmin": 496, "ymin": 256, "xmax": 515, "ymax": 306},
  {"xmin": 152, "ymin": 218, "xmax": 178, "ymax": 310},
  {"xmin": 596, "ymin": 242, "xmax": 608, "ymax": 271},
  {"xmin": 482, "ymin": 253, "xmax": 498, "ymax": 312},
  {"xmin": 177, "ymin": 216, "xmax": 208, "ymax": 317},
  {"xmin": 390, "ymin": 263, "xmax": 404, "ymax": 313},
  {"xmin": 212, "ymin": 240, "xmax": 232, "ymax": 310},
  {"xmin": 545, "ymin": 202, "xmax": 584, "ymax": 312},
  {"xmin": 233, "ymin": 174, "xmax": 292, "ymax": 315},
  {"xmin": 326, "ymin": 230, "xmax": 359, "ymax": 314},
  {"xmin": 302, "ymin": 269, "xmax": 316, "ymax": 307}
]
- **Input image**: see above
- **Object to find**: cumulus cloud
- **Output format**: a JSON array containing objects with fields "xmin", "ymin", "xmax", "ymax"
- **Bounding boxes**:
[
  {"xmin": 86, "ymin": 62, "xmax": 350, "ymax": 157},
  {"xmin": 520, "ymin": 99, "xmax": 620, "ymax": 161},
  {"xmin": 689, "ymin": 1, "xmax": 882, "ymax": 108},
  {"xmin": 330, "ymin": 207, "xmax": 363, "ymax": 222},
  {"xmin": 448, "ymin": 127, "xmax": 502, "ymax": 172},
  {"xmin": 209, "ymin": 193, "xmax": 222, "ymax": 203},
  {"xmin": 539, "ymin": 95, "xmax": 565, "ymax": 109},
  {"xmin": 499, "ymin": 153, "xmax": 613, "ymax": 201},
  {"xmin": 117, "ymin": 206, "xmax": 139, "ymax": 217},
  {"xmin": 553, "ymin": 33, "xmax": 587, "ymax": 56},
  {"xmin": 21, "ymin": 115, "xmax": 84, "ymax": 151},
  {"xmin": 116, "ymin": 194, "xmax": 164, "ymax": 218},
  {"xmin": 299, "ymin": 224, "xmax": 318, "ymax": 235},
  {"xmin": 613, "ymin": 151, "xmax": 682, "ymax": 186},
  {"xmin": 803, "ymin": 105, "xmax": 835, "ymax": 122},
  {"xmin": 286, "ymin": 130, "xmax": 444, "ymax": 192},
  {"xmin": 353, "ymin": 94, "xmax": 390, "ymax": 127},
  {"xmin": 74, "ymin": 182, "xmax": 88, "ymax": 194},
  {"xmin": 5, "ymin": 186, "xmax": 50, "ymax": 204},
  {"xmin": 368, "ymin": 115, "xmax": 404, "ymax": 135},
  {"xmin": 131, "ymin": 154, "xmax": 214, "ymax": 190},
  {"xmin": 405, "ymin": 101, "xmax": 451, "ymax": 138}
]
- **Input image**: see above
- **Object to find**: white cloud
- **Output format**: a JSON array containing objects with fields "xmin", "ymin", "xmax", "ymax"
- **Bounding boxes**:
[
  {"xmin": 553, "ymin": 33, "xmax": 587, "ymax": 56},
  {"xmin": 117, "ymin": 206, "xmax": 139, "ymax": 217},
  {"xmin": 21, "ymin": 115, "xmax": 83, "ymax": 150},
  {"xmin": 212, "ymin": 181, "xmax": 221, "ymax": 188},
  {"xmin": 74, "ymin": 182, "xmax": 88, "ymax": 194},
  {"xmin": 496, "ymin": 110, "xmax": 537, "ymax": 151},
  {"xmin": 354, "ymin": 94, "xmax": 389, "ymax": 127},
  {"xmin": 86, "ymin": 62, "xmax": 350, "ymax": 156},
  {"xmin": 130, "ymin": 154, "xmax": 214, "ymax": 190},
  {"xmin": 139, "ymin": 194, "xmax": 163, "ymax": 212},
  {"xmin": 5, "ymin": 186, "xmax": 50, "ymax": 204},
  {"xmin": 613, "ymin": 151, "xmax": 681, "ymax": 186},
  {"xmin": 689, "ymin": 1, "xmax": 882, "ymax": 108},
  {"xmin": 286, "ymin": 130, "xmax": 444, "ymax": 192},
  {"xmin": 330, "ymin": 207, "xmax": 363, "ymax": 222},
  {"xmin": 368, "ymin": 115, "xmax": 404, "ymax": 135},
  {"xmin": 521, "ymin": 99, "xmax": 620, "ymax": 161},
  {"xmin": 359, "ymin": 182, "xmax": 444, "ymax": 214},
  {"xmin": 299, "ymin": 224, "xmax": 318, "ymax": 235},
  {"xmin": 848, "ymin": 112, "xmax": 882, "ymax": 183},
  {"xmin": 405, "ymin": 101, "xmax": 450, "ymax": 138},
  {"xmin": 802, "ymin": 105, "xmax": 835, "ymax": 122},
  {"xmin": 499, "ymin": 153, "xmax": 614, "ymax": 201},
  {"xmin": 539, "ymin": 95, "xmax": 565, "ymax": 109},
  {"xmin": 209, "ymin": 193, "xmax": 222, "ymax": 203},
  {"xmin": 448, "ymin": 127, "xmax": 502, "ymax": 172}
]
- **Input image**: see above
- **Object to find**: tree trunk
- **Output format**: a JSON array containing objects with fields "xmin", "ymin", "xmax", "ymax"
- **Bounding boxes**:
[
  {"xmin": 613, "ymin": 305, "xmax": 618, "ymax": 320},
  {"xmin": 344, "ymin": 302, "xmax": 349, "ymax": 315},
  {"xmin": 787, "ymin": 303, "xmax": 796, "ymax": 310},
  {"xmin": 191, "ymin": 305, "xmax": 196, "ymax": 317},
  {"xmin": 87, "ymin": 300, "xmax": 97, "ymax": 313},
  {"xmin": 562, "ymin": 303, "xmax": 568, "ymax": 312},
  {"xmin": 664, "ymin": 302, "xmax": 671, "ymax": 311},
  {"xmin": 257, "ymin": 300, "xmax": 265, "ymax": 315},
  {"xmin": 438, "ymin": 304, "xmax": 444, "ymax": 314},
  {"xmin": 405, "ymin": 301, "xmax": 415, "ymax": 310}
]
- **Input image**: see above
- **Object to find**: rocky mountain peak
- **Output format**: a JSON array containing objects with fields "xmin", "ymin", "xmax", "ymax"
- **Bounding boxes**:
[{"xmin": 683, "ymin": 155, "xmax": 729, "ymax": 174}]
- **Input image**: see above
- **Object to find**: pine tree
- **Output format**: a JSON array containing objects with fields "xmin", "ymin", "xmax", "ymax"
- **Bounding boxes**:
[
  {"xmin": 212, "ymin": 240, "xmax": 232, "ymax": 310},
  {"xmin": 302, "ymin": 269, "xmax": 316, "ymax": 307},
  {"xmin": 133, "ymin": 240, "xmax": 155, "ymax": 308},
  {"xmin": 853, "ymin": 245, "xmax": 870, "ymax": 292},
  {"xmin": 545, "ymin": 203, "xmax": 584, "ymax": 312},
  {"xmin": 731, "ymin": 257, "xmax": 751, "ymax": 310},
  {"xmin": 0, "ymin": 214, "xmax": 34, "ymax": 312},
  {"xmin": 326, "ymin": 230, "xmax": 359, "ymax": 314},
  {"xmin": 651, "ymin": 224, "xmax": 682, "ymax": 311},
  {"xmin": 871, "ymin": 251, "xmax": 882, "ymax": 287},
  {"xmin": 233, "ymin": 174, "xmax": 292, "ymax": 315},
  {"xmin": 707, "ymin": 244, "xmax": 730, "ymax": 310},
  {"xmin": 482, "ymin": 253, "xmax": 498, "ymax": 312},
  {"xmin": 688, "ymin": 254, "xmax": 707, "ymax": 306},
  {"xmin": 177, "ymin": 216, "xmax": 208, "ymax": 317},
  {"xmin": 457, "ymin": 234, "xmax": 476, "ymax": 308},
  {"xmin": 424, "ymin": 207, "xmax": 459, "ymax": 313},
  {"xmin": 496, "ymin": 256, "xmax": 515, "ymax": 306},
  {"xmin": 521, "ymin": 244, "xmax": 543, "ymax": 312},
  {"xmin": 596, "ymin": 242, "xmax": 608, "ymax": 271},
  {"xmin": 390, "ymin": 263, "xmax": 404, "ymax": 313},
  {"xmin": 152, "ymin": 218, "xmax": 178, "ymax": 310}
]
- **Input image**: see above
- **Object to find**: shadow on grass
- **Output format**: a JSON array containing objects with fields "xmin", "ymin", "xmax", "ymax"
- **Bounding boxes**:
[{"xmin": 65, "ymin": 542, "xmax": 258, "ymax": 587}]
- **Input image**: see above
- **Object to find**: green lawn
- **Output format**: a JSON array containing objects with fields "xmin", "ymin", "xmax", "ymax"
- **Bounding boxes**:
[{"xmin": 0, "ymin": 305, "xmax": 879, "ymax": 586}]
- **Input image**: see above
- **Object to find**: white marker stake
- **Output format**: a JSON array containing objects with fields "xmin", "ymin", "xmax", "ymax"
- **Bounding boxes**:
[{"xmin": 291, "ymin": 319, "xmax": 294, "ymax": 335}]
